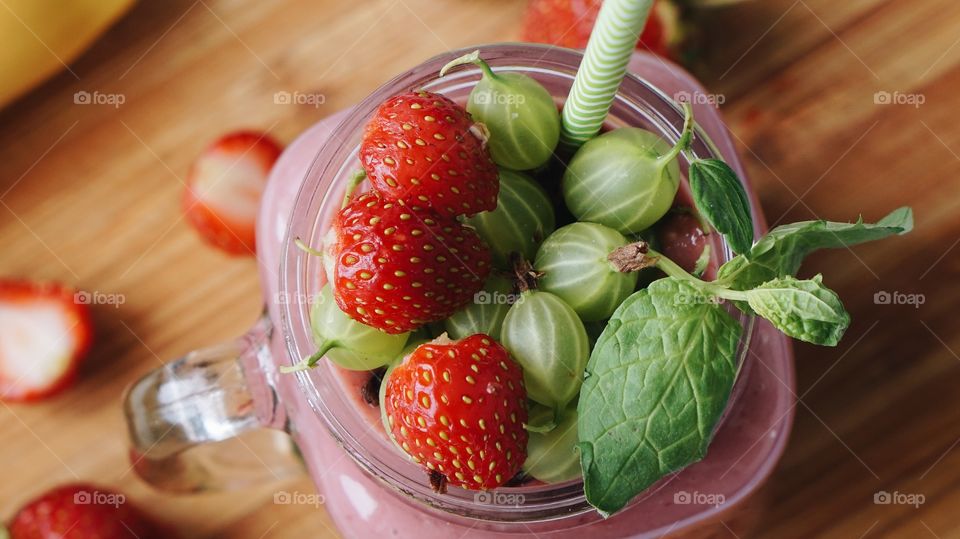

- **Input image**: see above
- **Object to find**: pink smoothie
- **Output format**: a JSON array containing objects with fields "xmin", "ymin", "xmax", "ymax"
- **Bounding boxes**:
[{"xmin": 256, "ymin": 52, "xmax": 795, "ymax": 538}]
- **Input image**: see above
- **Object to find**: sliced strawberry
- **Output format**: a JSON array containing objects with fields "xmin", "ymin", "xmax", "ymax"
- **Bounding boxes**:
[
  {"xmin": 0, "ymin": 280, "xmax": 93, "ymax": 402},
  {"xmin": 183, "ymin": 130, "xmax": 283, "ymax": 256},
  {"xmin": 9, "ymin": 483, "xmax": 168, "ymax": 539},
  {"xmin": 327, "ymin": 193, "xmax": 491, "ymax": 334},
  {"xmin": 520, "ymin": 0, "xmax": 684, "ymax": 60},
  {"xmin": 359, "ymin": 91, "xmax": 499, "ymax": 218},
  {"xmin": 384, "ymin": 334, "xmax": 528, "ymax": 490}
]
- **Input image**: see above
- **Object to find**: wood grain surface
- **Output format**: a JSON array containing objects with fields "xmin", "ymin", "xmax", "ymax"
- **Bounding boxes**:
[{"xmin": 0, "ymin": 0, "xmax": 957, "ymax": 537}]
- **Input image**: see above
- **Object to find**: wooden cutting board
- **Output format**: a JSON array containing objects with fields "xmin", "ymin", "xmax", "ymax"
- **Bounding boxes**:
[{"xmin": 0, "ymin": 0, "xmax": 956, "ymax": 537}]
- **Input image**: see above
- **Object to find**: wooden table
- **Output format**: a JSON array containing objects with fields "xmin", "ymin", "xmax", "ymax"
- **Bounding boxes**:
[{"xmin": 0, "ymin": 0, "xmax": 956, "ymax": 537}]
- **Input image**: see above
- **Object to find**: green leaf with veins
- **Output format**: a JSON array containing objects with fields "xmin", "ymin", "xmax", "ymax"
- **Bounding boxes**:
[
  {"xmin": 718, "ymin": 207, "xmax": 913, "ymax": 292},
  {"xmin": 688, "ymin": 159, "xmax": 754, "ymax": 255},
  {"xmin": 577, "ymin": 277, "xmax": 742, "ymax": 516},
  {"xmin": 746, "ymin": 275, "xmax": 850, "ymax": 346}
]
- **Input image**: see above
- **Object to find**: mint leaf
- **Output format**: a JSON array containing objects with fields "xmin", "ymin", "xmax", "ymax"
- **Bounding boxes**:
[
  {"xmin": 577, "ymin": 277, "xmax": 742, "ymax": 516},
  {"xmin": 718, "ymin": 207, "xmax": 913, "ymax": 292},
  {"xmin": 688, "ymin": 159, "xmax": 754, "ymax": 255},
  {"xmin": 746, "ymin": 275, "xmax": 850, "ymax": 346}
]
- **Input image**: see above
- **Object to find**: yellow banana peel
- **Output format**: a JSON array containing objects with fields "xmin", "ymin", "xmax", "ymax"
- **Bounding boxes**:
[{"xmin": 0, "ymin": 0, "xmax": 134, "ymax": 108}]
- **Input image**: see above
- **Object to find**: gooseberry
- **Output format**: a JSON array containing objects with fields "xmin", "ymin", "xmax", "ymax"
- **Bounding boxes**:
[
  {"xmin": 467, "ymin": 168, "xmax": 556, "ymax": 268},
  {"xmin": 523, "ymin": 402, "xmax": 581, "ymax": 484},
  {"xmin": 285, "ymin": 285, "xmax": 410, "ymax": 372},
  {"xmin": 501, "ymin": 275, "xmax": 589, "ymax": 409},
  {"xmin": 562, "ymin": 103, "xmax": 694, "ymax": 234},
  {"xmin": 444, "ymin": 274, "xmax": 515, "ymax": 340},
  {"xmin": 535, "ymin": 222, "xmax": 638, "ymax": 321},
  {"xmin": 441, "ymin": 50, "xmax": 561, "ymax": 170}
]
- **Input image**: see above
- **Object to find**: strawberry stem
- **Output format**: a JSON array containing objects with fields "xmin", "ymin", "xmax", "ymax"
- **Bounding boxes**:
[{"xmin": 439, "ymin": 49, "xmax": 498, "ymax": 81}]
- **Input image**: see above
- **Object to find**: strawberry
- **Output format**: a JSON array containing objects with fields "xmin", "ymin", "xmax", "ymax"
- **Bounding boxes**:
[
  {"xmin": 0, "ymin": 281, "xmax": 93, "ymax": 402},
  {"xmin": 328, "ymin": 193, "xmax": 491, "ymax": 334},
  {"xmin": 383, "ymin": 334, "xmax": 528, "ymax": 490},
  {"xmin": 520, "ymin": 0, "xmax": 684, "ymax": 61},
  {"xmin": 183, "ymin": 130, "xmax": 284, "ymax": 256},
  {"xmin": 359, "ymin": 91, "xmax": 499, "ymax": 218},
  {"xmin": 9, "ymin": 484, "xmax": 169, "ymax": 539}
]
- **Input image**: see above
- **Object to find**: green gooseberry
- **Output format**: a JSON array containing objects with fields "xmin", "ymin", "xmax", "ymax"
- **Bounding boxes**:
[
  {"xmin": 444, "ymin": 274, "xmax": 515, "ymax": 340},
  {"xmin": 535, "ymin": 222, "xmax": 638, "ymax": 322},
  {"xmin": 284, "ymin": 285, "xmax": 410, "ymax": 372},
  {"xmin": 467, "ymin": 168, "xmax": 556, "ymax": 268},
  {"xmin": 523, "ymin": 402, "xmax": 581, "ymax": 484},
  {"xmin": 441, "ymin": 50, "xmax": 561, "ymax": 171},
  {"xmin": 562, "ymin": 103, "xmax": 694, "ymax": 234},
  {"xmin": 501, "ymin": 288, "xmax": 589, "ymax": 409}
]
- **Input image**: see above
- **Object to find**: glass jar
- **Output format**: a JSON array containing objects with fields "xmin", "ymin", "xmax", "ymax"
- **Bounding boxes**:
[{"xmin": 124, "ymin": 44, "xmax": 795, "ymax": 538}]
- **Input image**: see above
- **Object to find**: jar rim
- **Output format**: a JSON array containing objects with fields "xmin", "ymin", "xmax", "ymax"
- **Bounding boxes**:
[{"xmin": 278, "ymin": 43, "xmax": 760, "ymax": 527}]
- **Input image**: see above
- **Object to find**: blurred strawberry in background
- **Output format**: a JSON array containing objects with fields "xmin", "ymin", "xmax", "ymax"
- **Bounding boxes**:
[
  {"xmin": 0, "ymin": 280, "xmax": 93, "ymax": 402},
  {"xmin": 8, "ymin": 483, "xmax": 174, "ymax": 539},
  {"xmin": 520, "ymin": 0, "xmax": 686, "ymax": 61},
  {"xmin": 183, "ymin": 131, "xmax": 284, "ymax": 256}
]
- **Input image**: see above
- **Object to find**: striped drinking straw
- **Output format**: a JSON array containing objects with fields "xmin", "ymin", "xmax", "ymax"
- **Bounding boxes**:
[{"xmin": 559, "ymin": 0, "xmax": 654, "ymax": 150}]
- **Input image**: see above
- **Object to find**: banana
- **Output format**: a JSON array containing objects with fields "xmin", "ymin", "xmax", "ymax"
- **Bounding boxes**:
[{"xmin": 0, "ymin": 0, "xmax": 134, "ymax": 108}]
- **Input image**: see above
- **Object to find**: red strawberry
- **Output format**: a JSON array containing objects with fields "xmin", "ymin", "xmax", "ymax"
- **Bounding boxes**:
[
  {"xmin": 383, "ymin": 334, "xmax": 528, "ymax": 490},
  {"xmin": 183, "ymin": 130, "xmax": 284, "ymax": 255},
  {"xmin": 9, "ymin": 484, "xmax": 169, "ymax": 539},
  {"xmin": 0, "ymin": 281, "xmax": 93, "ymax": 402},
  {"xmin": 328, "ymin": 193, "xmax": 491, "ymax": 334},
  {"xmin": 520, "ymin": 0, "xmax": 684, "ymax": 60},
  {"xmin": 359, "ymin": 91, "xmax": 499, "ymax": 218}
]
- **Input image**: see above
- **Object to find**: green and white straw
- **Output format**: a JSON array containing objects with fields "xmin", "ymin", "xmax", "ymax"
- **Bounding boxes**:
[{"xmin": 560, "ymin": 0, "xmax": 654, "ymax": 150}]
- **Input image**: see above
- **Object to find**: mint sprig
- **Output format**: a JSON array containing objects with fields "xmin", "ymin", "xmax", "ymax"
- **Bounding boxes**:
[
  {"xmin": 745, "ymin": 275, "xmax": 849, "ymax": 346},
  {"xmin": 578, "ymin": 208, "xmax": 913, "ymax": 515},
  {"xmin": 688, "ymin": 159, "xmax": 754, "ymax": 255},
  {"xmin": 578, "ymin": 278, "xmax": 741, "ymax": 516},
  {"xmin": 718, "ymin": 207, "xmax": 913, "ymax": 291}
]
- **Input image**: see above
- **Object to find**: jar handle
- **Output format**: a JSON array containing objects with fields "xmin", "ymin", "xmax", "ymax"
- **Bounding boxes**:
[{"xmin": 123, "ymin": 314, "xmax": 302, "ymax": 492}]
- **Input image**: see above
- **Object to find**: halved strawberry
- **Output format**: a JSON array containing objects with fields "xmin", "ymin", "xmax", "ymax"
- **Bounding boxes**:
[
  {"xmin": 327, "ymin": 193, "xmax": 491, "ymax": 334},
  {"xmin": 383, "ymin": 334, "xmax": 528, "ymax": 490},
  {"xmin": 0, "ymin": 280, "xmax": 93, "ymax": 402},
  {"xmin": 183, "ymin": 130, "xmax": 284, "ymax": 256},
  {"xmin": 9, "ymin": 483, "xmax": 169, "ymax": 539},
  {"xmin": 359, "ymin": 91, "xmax": 499, "ymax": 218},
  {"xmin": 520, "ymin": 0, "xmax": 684, "ymax": 61}
]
